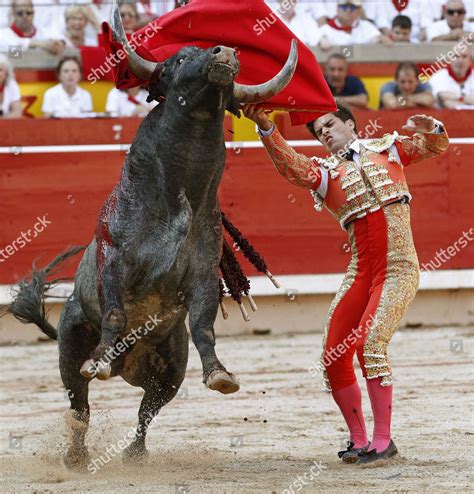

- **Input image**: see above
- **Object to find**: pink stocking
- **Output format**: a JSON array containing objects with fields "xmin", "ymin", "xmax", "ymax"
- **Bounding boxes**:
[
  {"xmin": 332, "ymin": 381, "xmax": 368, "ymax": 449},
  {"xmin": 366, "ymin": 377, "xmax": 393, "ymax": 452}
]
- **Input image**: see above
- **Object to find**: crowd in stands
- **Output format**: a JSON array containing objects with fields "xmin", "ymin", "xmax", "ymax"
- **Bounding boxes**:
[{"xmin": 0, "ymin": 0, "xmax": 472, "ymax": 118}]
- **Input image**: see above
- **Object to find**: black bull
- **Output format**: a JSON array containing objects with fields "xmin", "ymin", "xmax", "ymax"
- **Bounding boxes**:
[{"xmin": 6, "ymin": 4, "xmax": 298, "ymax": 470}]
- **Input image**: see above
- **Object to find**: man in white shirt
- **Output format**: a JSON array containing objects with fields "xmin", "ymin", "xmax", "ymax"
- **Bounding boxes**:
[
  {"xmin": 0, "ymin": 0, "xmax": 64, "ymax": 54},
  {"xmin": 429, "ymin": 50, "xmax": 474, "ymax": 108},
  {"xmin": 426, "ymin": 0, "xmax": 474, "ymax": 41},
  {"xmin": 318, "ymin": 0, "xmax": 387, "ymax": 50},
  {"xmin": 364, "ymin": 0, "xmax": 432, "ymax": 42}
]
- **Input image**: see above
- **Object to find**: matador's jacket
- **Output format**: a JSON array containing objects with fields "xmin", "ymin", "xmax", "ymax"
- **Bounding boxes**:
[{"xmin": 258, "ymin": 122, "xmax": 449, "ymax": 392}]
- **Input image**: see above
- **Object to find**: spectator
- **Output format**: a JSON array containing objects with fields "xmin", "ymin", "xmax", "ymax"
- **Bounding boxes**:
[
  {"xmin": 62, "ymin": 6, "xmax": 98, "ymax": 48},
  {"xmin": 120, "ymin": 1, "xmax": 140, "ymax": 34},
  {"xmin": 426, "ymin": 0, "xmax": 474, "ymax": 41},
  {"xmin": 105, "ymin": 86, "xmax": 158, "ymax": 117},
  {"xmin": 380, "ymin": 62, "xmax": 434, "ymax": 109},
  {"xmin": 364, "ymin": 0, "xmax": 430, "ymax": 42},
  {"xmin": 324, "ymin": 53, "xmax": 368, "ymax": 109},
  {"xmin": 276, "ymin": 0, "xmax": 321, "ymax": 46},
  {"xmin": 0, "ymin": 0, "xmax": 64, "ymax": 54},
  {"xmin": 390, "ymin": 15, "xmax": 412, "ymax": 42},
  {"xmin": 429, "ymin": 50, "xmax": 474, "ymax": 108},
  {"xmin": 42, "ymin": 56, "xmax": 93, "ymax": 118},
  {"xmin": 318, "ymin": 0, "xmax": 388, "ymax": 50},
  {"xmin": 302, "ymin": 0, "xmax": 339, "ymax": 27},
  {"xmin": 0, "ymin": 53, "xmax": 21, "ymax": 118}
]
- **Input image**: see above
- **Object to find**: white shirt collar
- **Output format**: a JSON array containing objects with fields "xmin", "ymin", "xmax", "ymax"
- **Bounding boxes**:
[{"xmin": 349, "ymin": 139, "xmax": 361, "ymax": 154}]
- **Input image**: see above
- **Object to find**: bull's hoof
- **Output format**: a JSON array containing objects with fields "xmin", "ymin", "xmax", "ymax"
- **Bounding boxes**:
[
  {"xmin": 63, "ymin": 445, "xmax": 91, "ymax": 472},
  {"xmin": 80, "ymin": 359, "xmax": 98, "ymax": 379},
  {"xmin": 80, "ymin": 359, "xmax": 111, "ymax": 380},
  {"xmin": 205, "ymin": 370, "xmax": 240, "ymax": 394},
  {"xmin": 95, "ymin": 361, "xmax": 111, "ymax": 381},
  {"xmin": 122, "ymin": 442, "xmax": 149, "ymax": 465}
]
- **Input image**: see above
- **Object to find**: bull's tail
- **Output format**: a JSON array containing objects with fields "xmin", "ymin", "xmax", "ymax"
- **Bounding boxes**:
[{"xmin": 5, "ymin": 246, "xmax": 86, "ymax": 340}]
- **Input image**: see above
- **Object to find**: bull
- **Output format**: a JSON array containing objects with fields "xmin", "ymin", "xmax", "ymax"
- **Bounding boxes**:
[{"xmin": 6, "ymin": 1, "xmax": 297, "ymax": 470}]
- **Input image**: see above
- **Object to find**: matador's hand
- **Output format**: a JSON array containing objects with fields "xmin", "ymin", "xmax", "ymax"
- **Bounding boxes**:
[
  {"xmin": 241, "ymin": 104, "xmax": 273, "ymax": 131},
  {"xmin": 402, "ymin": 114, "xmax": 436, "ymax": 133}
]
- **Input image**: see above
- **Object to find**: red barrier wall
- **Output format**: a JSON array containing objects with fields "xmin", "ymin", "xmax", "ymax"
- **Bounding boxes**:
[
  {"xmin": 1, "ymin": 115, "xmax": 473, "ymax": 284},
  {"xmin": 275, "ymin": 109, "xmax": 474, "ymax": 139}
]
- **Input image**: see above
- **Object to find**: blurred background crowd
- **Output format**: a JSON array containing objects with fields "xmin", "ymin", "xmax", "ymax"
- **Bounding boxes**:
[{"xmin": 0, "ymin": 0, "xmax": 472, "ymax": 118}]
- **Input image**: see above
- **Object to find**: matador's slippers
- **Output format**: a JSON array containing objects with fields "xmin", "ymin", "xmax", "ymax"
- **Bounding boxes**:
[
  {"xmin": 338, "ymin": 441, "xmax": 371, "ymax": 464},
  {"xmin": 355, "ymin": 439, "xmax": 398, "ymax": 465}
]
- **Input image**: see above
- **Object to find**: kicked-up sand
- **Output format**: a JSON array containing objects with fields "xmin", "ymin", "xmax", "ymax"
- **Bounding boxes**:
[{"xmin": 0, "ymin": 326, "xmax": 472, "ymax": 493}]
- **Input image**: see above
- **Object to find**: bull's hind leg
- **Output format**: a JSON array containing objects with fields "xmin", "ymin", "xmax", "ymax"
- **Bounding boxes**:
[
  {"xmin": 187, "ymin": 273, "xmax": 240, "ymax": 394},
  {"xmin": 58, "ymin": 298, "xmax": 100, "ymax": 470},
  {"xmin": 80, "ymin": 244, "xmax": 127, "ymax": 380},
  {"xmin": 122, "ymin": 322, "xmax": 188, "ymax": 464}
]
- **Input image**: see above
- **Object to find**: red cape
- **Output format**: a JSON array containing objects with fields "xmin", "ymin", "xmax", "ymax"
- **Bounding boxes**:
[{"xmin": 100, "ymin": 0, "xmax": 336, "ymax": 125}]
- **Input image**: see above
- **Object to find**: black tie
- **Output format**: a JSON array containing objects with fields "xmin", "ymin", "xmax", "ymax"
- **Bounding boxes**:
[{"xmin": 343, "ymin": 149, "xmax": 355, "ymax": 161}]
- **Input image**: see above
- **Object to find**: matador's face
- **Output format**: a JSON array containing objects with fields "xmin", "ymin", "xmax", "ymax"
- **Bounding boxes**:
[{"xmin": 313, "ymin": 113, "xmax": 356, "ymax": 155}]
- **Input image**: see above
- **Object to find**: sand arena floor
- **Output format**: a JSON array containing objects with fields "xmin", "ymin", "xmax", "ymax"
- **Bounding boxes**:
[{"xmin": 0, "ymin": 326, "xmax": 473, "ymax": 493}]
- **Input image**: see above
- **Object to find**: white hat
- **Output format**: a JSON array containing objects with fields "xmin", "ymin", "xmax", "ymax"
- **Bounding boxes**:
[{"xmin": 338, "ymin": 0, "xmax": 362, "ymax": 6}]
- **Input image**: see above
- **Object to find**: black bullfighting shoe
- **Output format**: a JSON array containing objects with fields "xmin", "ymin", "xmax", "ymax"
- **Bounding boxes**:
[
  {"xmin": 338, "ymin": 441, "xmax": 371, "ymax": 464},
  {"xmin": 355, "ymin": 439, "xmax": 398, "ymax": 465}
]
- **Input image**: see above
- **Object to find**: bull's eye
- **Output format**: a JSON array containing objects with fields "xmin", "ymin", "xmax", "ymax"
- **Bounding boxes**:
[{"xmin": 177, "ymin": 58, "xmax": 184, "ymax": 65}]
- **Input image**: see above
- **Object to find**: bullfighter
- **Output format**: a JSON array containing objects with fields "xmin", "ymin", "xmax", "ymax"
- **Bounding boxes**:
[{"xmin": 243, "ymin": 103, "xmax": 449, "ymax": 464}]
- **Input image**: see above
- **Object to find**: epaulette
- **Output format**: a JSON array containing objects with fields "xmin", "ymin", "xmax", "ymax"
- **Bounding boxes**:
[{"xmin": 363, "ymin": 132, "xmax": 399, "ymax": 153}]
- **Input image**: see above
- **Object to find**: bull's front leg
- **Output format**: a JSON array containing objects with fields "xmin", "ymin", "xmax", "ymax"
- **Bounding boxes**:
[
  {"xmin": 187, "ymin": 275, "xmax": 240, "ymax": 394},
  {"xmin": 80, "ymin": 243, "xmax": 127, "ymax": 381}
]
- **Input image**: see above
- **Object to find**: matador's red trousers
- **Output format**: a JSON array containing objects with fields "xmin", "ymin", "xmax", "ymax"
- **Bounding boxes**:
[{"xmin": 321, "ymin": 201, "xmax": 420, "ymax": 392}]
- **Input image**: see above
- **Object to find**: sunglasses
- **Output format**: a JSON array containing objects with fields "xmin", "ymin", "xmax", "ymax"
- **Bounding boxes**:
[
  {"xmin": 446, "ymin": 8, "xmax": 466, "ymax": 15},
  {"xmin": 339, "ymin": 4, "xmax": 360, "ymax": 12},
  {"xmin": 15, "ymin": 9, "xmax": 34, "ymax": 16}
]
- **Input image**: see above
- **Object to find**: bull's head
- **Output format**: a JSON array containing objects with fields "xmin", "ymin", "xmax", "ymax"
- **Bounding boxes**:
[{"xmin": 111, "ymin": 1, "xmax": 298, "ymax": 116}]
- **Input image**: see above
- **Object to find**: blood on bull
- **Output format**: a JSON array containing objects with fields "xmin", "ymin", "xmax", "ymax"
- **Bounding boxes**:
[{"xmin": 6, "ymin": 0, "xmax": 298, "ymax": 470}]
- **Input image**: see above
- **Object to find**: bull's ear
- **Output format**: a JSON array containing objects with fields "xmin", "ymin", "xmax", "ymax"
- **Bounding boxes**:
[{"xmin": 226, "ymin": 96, "xmax": 241, "ymax": 118}]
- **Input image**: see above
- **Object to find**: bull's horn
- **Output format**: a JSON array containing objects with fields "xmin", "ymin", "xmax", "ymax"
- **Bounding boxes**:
[
  {"xmin": 233, "ymin": 39, "xmax": 298, "ymax": 103},
  {"xmin": 111, "ymin": 0, "xmax": 159, "ymax": 80}
]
